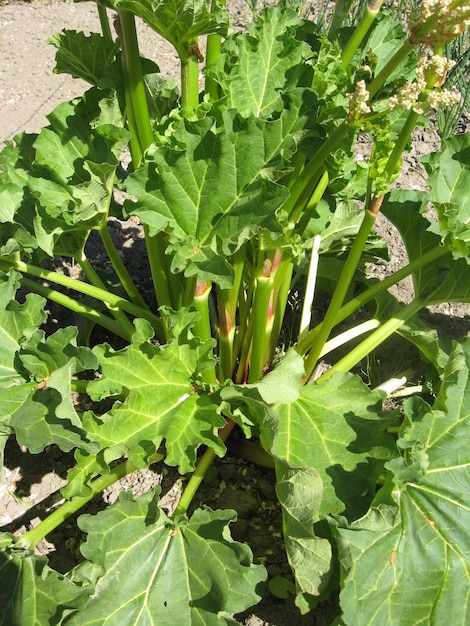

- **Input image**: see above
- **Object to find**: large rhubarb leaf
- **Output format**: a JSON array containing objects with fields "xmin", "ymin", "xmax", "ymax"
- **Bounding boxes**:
[
  {"xmin": 0, "ymin": 270, "xmax": 98, "ymax": 453},
  {"xmin": 84, "ymin": 318, "xmax": 225, "ymax": 472},
  {"xmin": 261, "ymin": 372, "xmax": 398, "ymax": 520},
  {"xmin": 125, "ymin": 109, "xmax": 304, "ymax": 287},
  {"xmin": 0, "ymin": 134, "xmax": 41, "ymax": 257},
  {"xmin": 64, "ymin": 489, "xmax": 266, "ymax": 625},
  {"xmin": 381, "ymin": 188, "xmax": 451, "ymax": 298},
  {"xmin": 336, "ymin": 339, "xmax": 470, "ymax": 625}
]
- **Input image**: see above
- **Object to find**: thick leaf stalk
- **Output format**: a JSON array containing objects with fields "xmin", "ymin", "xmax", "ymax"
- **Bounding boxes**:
[
  {"xmin": 192, "ymin": 280, "xmax": 217, "ymax": 384},
  {"xmin": 247, "ymin": 250, "xmax": 282, "ymax": 383},
  {"xmin": 217, "ymin": 247, "xmax": 246, "ymax": 381},
  {"xmin": 117, "ymin": 9, "xmax": 154, "ymax": 162},
  {"xmin": 172, "ymin": 418, "xmax": 236, "ymax": 517},
  {"xmin": 181, "ymin": 39, "xmax": 202, "ymax": 115},
  {"xmin": 341, "ymin": 0, "xmax": 384, "ymax": 69},
  {"xmin": 0, "ymin": 258, "xmax": 163, "ymax": 335}
]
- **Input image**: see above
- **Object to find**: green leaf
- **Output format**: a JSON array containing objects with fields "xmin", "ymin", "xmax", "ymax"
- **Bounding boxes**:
[
  {"xmin": 0, "ymin": 135, "xmax": 43, "ymax": 256},
  {"xmin": 0, "ymin": 546, "xmax": 93, "ymax": 625},
  {"xmin": 125, "ymin": 110, "xmax": 303, "ymax": 287},
  {"xmin": 380, "ymin": 189, "xmax": 448, "ymax": 297},
  {"xmin": 49, "ymin": 30, "xmax": 120, "ymax": 85},
  {"xmin": 206, "ymin": 6, "xmax": 312, "ymax": 117},
  {"xmin": 2, "ymin": 322, "xmax": 98, "ymax": 454},
  {"xmin": 425, "ymin": 255, "xmax": 470, "ymax": 307},
  {"xmin": 237, "ymin": 348, "xmax": 304, "ymax": 405},
  {"xmin": 0, "ymin": 271, "xmax": 46, "ymax": 387},
  {"xmin": 275, "ymin": 461, "xmax": 332, "ymax": 612},
  {"xmin": 114, "ymin": 0, "xmax": 228, "ymax": 56},
  {"xmin": 85, "ymin": 318, "xmax": 225, "ymax": 472},
  {"xmin": 22, "ymin": 89, "xmax": 128, "ymax": 258},
  {"xmin": 0, "ymin": 272, "xmax": 98, "ymax": 452},
  {"xmin": 337, "ymin": 339, "xmax": 470, "ymax": 625},
  {"xmin": 261, "ymin": 372, "xmax": 398, "ymax": 520},
  {"xmin": 421, "ymin": 133, "xmax": 470, "ymax": 255},
  {"xmin": 65, "ymin": 490, "xmax": 266, "ymax": 625}
]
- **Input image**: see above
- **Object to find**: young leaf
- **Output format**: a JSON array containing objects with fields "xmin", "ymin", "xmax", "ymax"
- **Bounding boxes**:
[
  {"xmin": 337, "ymin": 339, "xmax": 470, "ymax": 626},
  {"xmin": 84, "ymin": 318, "xmax": 225, "ymax": 472},
  {"xmin": 65, "ymin": 489, "xmax": 266, "ymax": 625},
  {"xmin": 206, "ymin": 6, "xmax": 312, "ymax": 118},
  {"xmin": 49, "ymin": 30, "xmax": 121, "ymax": 85},
  {"xmin": 421, "ymin": 134, "xmax": 470, "ymax": 256}
]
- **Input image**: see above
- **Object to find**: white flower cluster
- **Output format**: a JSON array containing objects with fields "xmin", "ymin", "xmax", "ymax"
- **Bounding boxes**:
[
  {"xmin": 347, "ymin": 80, "xmax": 372, "ymax": 116},
  {"xmin": 390, "ymin": 53, "xmax": 461, "ymax": 114},
  {"xmin": 410, "ymin": 0, "xmax": 470, "ymax": 44}
]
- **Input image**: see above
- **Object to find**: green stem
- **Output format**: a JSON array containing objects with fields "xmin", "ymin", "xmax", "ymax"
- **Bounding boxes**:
[
  {"xmin": 368, "ymin": 40, "xmax": 414, "ymax": 99},
  {"xmin": 205, "ymin": 34, "xmax": 221, "ymax": 101},
  {"xmin": 328, "ymin": 0, "xmax": 353, "ymax": 41},
  {"xmin": 283, "ymin": 124, "xmax": 350, "ymax": 219},
  {"xmin": 118, "ymin": 9, "xmax": 154, "ymax": 159},
  {"xmin": 19, "ymin": 276, "xmax": 131, "ymax": 340},
  {"xmin": 341, "ymin": 0, "xmax": 384, "ymax": 69},
  {"xmin": 181, "ymin": 40, "xmax": 201, "ymax": 115},
  {"xmin": 143, "ymin": 227, "xmax": 176, "ymax": 319},
  {"xmin": 18, "ymin": 453, "xmax": 164, "ymax": 550},
  {"xmin": 205, "ymin": 0, "xmax": 225, "ymax": 103},
  {"xmin": 172, "ymin": 419, "xmax": 236, "ymax": 517},
  {"xmin": 0, "ymin": 258, "xmax": 163, "ymax": 336},
  {"xmin": 317, "ymin": 298, "xmax": 426, "ymax": 381},
  {"xmin": 78, "ymin": 255, "xmax": 136, "ymax": 339},
  {"xmin": 383, "ymin": 110, "xmax": 420, "ymax": 183},
  {"xmin": 98, "ymin": 224, "xmax": 150, "ymax": 311},
  {"xmin": 269, "ymin": 253, "xmax": 294, "ymax": 358},
  {"xmin": 217, "ymin": 247, "xmax": 246, "ymax": 381},
  {"xmin": 97, "ymin": 3, "xmax": 112, "ymax": 41},
  {"xmin": 247, "ymin": 251, "xmax": 281, "ymax": 383},
  {"xmin": 304, "ymin": 209, "xmax": 377, "ymax": 379},
  {"xmin": 192, "ymin": 281, "xmax": 217, "ymax": 384},
  {"xmin": 296, "ymin": 169, "xmax": 329, "ymax": 235},
  {"xmin": 297, "ymin": 244, "xmax": 450, "ymax": 355}
]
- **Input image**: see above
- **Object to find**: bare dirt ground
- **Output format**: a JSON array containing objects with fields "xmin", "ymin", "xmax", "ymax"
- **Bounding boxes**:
[{"xmin": 1, "ymin": 2, "xmax": 469, "ymax": 625}]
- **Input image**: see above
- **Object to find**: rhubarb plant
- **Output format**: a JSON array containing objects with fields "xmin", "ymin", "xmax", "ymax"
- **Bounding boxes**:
[{"xmin": 1, "ymin": 0, "xmax": 470, "ymax": 623}]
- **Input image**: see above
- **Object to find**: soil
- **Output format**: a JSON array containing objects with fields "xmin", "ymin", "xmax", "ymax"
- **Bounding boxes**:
[{"xmin": 1, "ymin": 2, "xmax": 469, "ymax": 625}]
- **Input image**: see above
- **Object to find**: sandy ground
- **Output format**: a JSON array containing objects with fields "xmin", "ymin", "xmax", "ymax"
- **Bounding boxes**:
[{"xmin": 0, "ymin": 1, "xmax": 180, "ymax": 145}]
